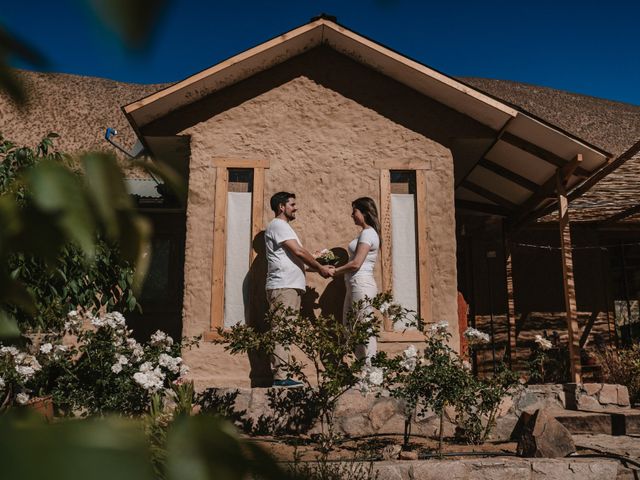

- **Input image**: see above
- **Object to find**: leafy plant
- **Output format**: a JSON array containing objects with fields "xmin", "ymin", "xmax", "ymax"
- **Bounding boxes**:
[
  {"xmin": 217, "ymin": 293, "xmax": 396, "ymax": 451},
  {"xmin": 54, "ymin": 309, "xmax": 191, "ymax": 416},
  {"xmin": 597, "ymin": 344, "xmax": 640, "ymax": 405},
  {"xmin": 287, "ymin": 447, "xmax": 379, "ymax": 480},
  {"xmin": 0, "ymin": 134, "xmax": 139, "ymax": 331},
  {"xmin": 526, "ymin": 334, "xmax": 569, "ymax": 384},
  {"xmin": 372, "ymin": 322, "xmax": 520, "ymax": 452},
  {"xmin": 0, "ymin": 336, "xmax": 74, "ymax": 410}
]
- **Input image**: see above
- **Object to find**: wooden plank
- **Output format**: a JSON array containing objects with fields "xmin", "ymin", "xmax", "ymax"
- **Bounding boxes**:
[
  {"xmin": 461, "ymin": 180, "xmax": 518, "ymax": 211},
  {"xmin": 212, "ymin": 158, "xmax": 270, "ymax": 169},
  {"xmin": 379, "ymin": 330, "xmax": 427, "ymax": 343},
  {"xmin": 556, "ymin": 171, "xmax": 582, "ymax": 383},
  {"xmin": 504, "ymin": 237, "xmax": 517, "ymax": 367},
  {"xmin": 374, "ymin": 159, "xmax": 432, "ymax": 170},
  {"xmin": 415, "ymin": 170, "xmax": 432, "ymax": 325},
  {"xmin": 209, "ymin": 167, "xmax": 228, "ymax": 333},
  {"xmin": 478, "ymin": 158, "xmax": 540, "ymax": 192},
  {"xmin": 501, "ymin": 132, "xmax": 590, "ymax": 177},
  {"xmin": 379, "ymin": 169, "xmax": 393, "ymax": 331},
  {"xmin": 250, "ymin": 168, "xmax": 265, "ymax": 263}
]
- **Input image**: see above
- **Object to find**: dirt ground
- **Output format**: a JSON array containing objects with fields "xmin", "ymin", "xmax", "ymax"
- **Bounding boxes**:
[{"xmin": 249, "ymin": 434, "xmax": 519, "ymax": 462}]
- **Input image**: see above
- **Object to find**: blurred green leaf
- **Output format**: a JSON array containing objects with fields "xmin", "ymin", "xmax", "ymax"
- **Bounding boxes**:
[
  {"xmin": 134, "ymin": 159, "xmax": 187, "ymax": 206},
  {"xmin": 0, "ymin": 26, "xmax": 48, "ymax": 105},
  {"xmin": 28, "ymin": 160, "xmax": 97, "ymax": 258},
  {"xmin": 87, "ymin": 0, "xmax": 170, "ymax": 51},
  {"xmin": 0, "ymin": 276, "xmax": 36, "ymax": 315},
  {"xmin": 167, "ymin": 416, "xmax": 291, "ymax": 480},
  {"xmin": 115, "ymin": 213, "xmax": 151, "ymax": 293},
  {"xmin": 0, "ymin": 309, "xmax": 20, "ymax": 339},
  {"xmin": 82, "ymin": 152, "xmax": 132, "ymax": 240},
  {"xmin": 0, "ymin": 415, "xmax": 154, "ymax": 480},
  {"xmin": 0, "ymin": 26, "xmax": 48, "ymax": 67}
]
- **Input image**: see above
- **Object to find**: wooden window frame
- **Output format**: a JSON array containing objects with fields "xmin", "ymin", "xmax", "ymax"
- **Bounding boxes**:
[
  {"xmin": 204, "ymin": 158, "xmax": 269, "ymax": 341},
  {"xmin": 378, "ymin": 161, "xmax": 433, "ymax": 342}
]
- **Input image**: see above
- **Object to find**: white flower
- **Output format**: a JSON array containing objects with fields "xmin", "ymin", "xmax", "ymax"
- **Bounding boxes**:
[
  {"xmin": 534, "ymin": 335, "xmax": 553, "ymax": 351},
  {"xmin": 428, "ymin": 321, "xmax": 449, "ymax": 336},
  {"xmin": 104, "ymin": 312, "xmax": 126, "ymax": 329},
  {"xmin": 0, "ymin": 346, "xmax": 19, "ymax": 357},
  {"xmin": 0, "ymin": 377, "xmax": 5, "ymax": 389},
  {"xmin": 90, "ymin": 315, "xmax": 106, "ymax": 328},
  {"xmin": 15, "ymin": 365, "xmax": 35, "ymax": 379},
  {"xmin": 117, "ymin": 354, "xmax": 129, "ymax": 365},
  {"xmin": 464, "ymin": 327, "xmax": 491, "ymax": 345},
  {"xmin": 158, "ymin": 353, "xmax": 182, "ymax": 374},
  {"xmin": 53, "ymin": 345, "xmax": 68, "ymax": 359},
  {"xmin": 400, "ymin": 345, "xmax": 418, "ymax": 372},
  {"xmin": 111, "ymin": 363, "xmax": 123, "ymax": 374},
  {"xmin": 150, "ymin": 330, "xmax": 174, "ymax": 349},
  {"xmin": 368, "ymin": 367, "xmax": 384, "ymax": 386},
  {"xmin": 179, "ymin": 364, "xmax": 190, "ymax": 377},
  {"xmin": 133, "ymin": 364, "xmax": 166, "ymax": 393},
  {"xmin": 403, "ymin": 345, "xmax": 417, "ymax": 358},
  {"xmin": 16, "ymin": 392, "xmax": 30, "ymax": 405},
  {"xmin": 462, "ymin": 360, "xmax": 472, "ymax": 371},
  {"xmin": 131, "ymin": 346, "xmax": 144, "ymax": 360},
  {"xmin": 67, "ymin": 310, "xmax": 78, "ymax": 318},
  {"xmin": 40, "ymin": 343, "xmax": 53, "ymax": 354}
]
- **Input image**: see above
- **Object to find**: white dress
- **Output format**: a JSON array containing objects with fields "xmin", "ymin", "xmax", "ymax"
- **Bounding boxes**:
[{"xmin": 343, "ymin": 227, "xmax": 380, "ymax": 360}]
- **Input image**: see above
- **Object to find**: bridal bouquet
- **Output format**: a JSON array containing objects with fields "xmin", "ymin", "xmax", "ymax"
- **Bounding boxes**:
[{"xmin": 314, "ymin": 248, "xmax": 339, "ymax": 266}]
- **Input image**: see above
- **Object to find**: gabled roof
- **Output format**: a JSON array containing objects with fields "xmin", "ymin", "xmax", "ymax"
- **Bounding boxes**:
[{"xmin": 122, "ymin": 17, "xmax": 612, "ymax": 225}]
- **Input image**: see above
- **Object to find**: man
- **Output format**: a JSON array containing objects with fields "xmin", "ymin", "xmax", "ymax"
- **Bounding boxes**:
[{"xmin": 265, "ymin": 191, "xmax": 334, "ymax": 387}]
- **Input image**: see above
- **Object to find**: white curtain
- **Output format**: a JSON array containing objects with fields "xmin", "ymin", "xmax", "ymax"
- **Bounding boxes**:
[
  {"xmin": 391, "ymin": 194, "xmax": 418, "ymax": 330},
  {"xmin": 224, "ymin": 192, "xmax": 252, "ymax": 327}
]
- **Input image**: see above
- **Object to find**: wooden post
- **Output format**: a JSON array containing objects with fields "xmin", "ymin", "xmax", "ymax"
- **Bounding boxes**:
[
  {"xmin": 415, "ymin": 170, "xmax": 432, "ymax": 325},
  {"xmin": 210, "ymin": 166, "xmax": 228, "ymax": 333},
  {"xmin": 379, "ymin": 169, "xmax": 393, "ymax": 331},
  {"xmin": 556, "ymin": 169, "xmax": 582, "ymax": 383},
  {"xmin": 504, "ymin": 236, "xmax": 517, "ymax": 368}
]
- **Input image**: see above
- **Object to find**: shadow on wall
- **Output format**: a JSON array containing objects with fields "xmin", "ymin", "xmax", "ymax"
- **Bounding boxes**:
[{"xmin": 243, "ymin": 237, "xmax": 349, "ymax": 387}]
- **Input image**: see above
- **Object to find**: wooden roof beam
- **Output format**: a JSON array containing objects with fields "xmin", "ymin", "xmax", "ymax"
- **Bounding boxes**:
[
  {"xmin": 559, "ymin": 154, "xmax": 583, "ymax": 182},
  {"xmin": 478, "ymin": 158, "xmax": 540, "ymax": 192},
  {"xmin": 501, "ymin": 131, "xmax": 590, "ymax": 177},
  {"xmin": 597, "ymin": 204, "xmax": 640, "ymax": 226},
  {"xmin": 460, "ymin": 180, "xmax": 518, "ymax": 211},
  {"xmin": 455, "ymin": 199, "xmax": 511, "ymax": 217},
  {"xmin": 509, "ymin": 154, "xmax": 583, "ymax": 230}
]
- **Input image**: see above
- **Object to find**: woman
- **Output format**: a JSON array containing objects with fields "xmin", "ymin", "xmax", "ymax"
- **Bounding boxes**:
[{"xmin": 333, "ymin": 197, "xmax": 381, "ymax": 361}]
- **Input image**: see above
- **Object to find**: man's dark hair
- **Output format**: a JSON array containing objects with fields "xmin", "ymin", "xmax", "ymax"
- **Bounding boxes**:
[{"xmin": 270, "ymin": 192, "xmax": 295, "ymax": 214}]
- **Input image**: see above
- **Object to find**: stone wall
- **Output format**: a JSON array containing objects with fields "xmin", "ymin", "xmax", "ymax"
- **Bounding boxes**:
[
  {"xmin": 141, "ymin": 47, "xmax": 494, "ymax": 387},
  {"xmin": 205, "ymin": 383, "xmax": 632, "ymax": 441}
]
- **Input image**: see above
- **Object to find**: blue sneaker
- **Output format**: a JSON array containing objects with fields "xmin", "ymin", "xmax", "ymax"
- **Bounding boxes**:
[{"xmin": 272, "ymin": 378, "xmax": 304, "ymax": 387}]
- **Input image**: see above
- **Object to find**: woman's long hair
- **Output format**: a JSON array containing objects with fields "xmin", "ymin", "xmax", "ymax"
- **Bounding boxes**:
[{"xmin": 352, "ymin": 197, "xmax": 381, "ymax": 238}]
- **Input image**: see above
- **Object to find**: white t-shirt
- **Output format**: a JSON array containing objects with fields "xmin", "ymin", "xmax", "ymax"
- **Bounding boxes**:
[
  {"xmin": 265, "ymin": 218, "xmax": 306, "ymax": 291},
  {"xmin": 347, "ymin": 227, "xmax": 379, "ymax": 280}
]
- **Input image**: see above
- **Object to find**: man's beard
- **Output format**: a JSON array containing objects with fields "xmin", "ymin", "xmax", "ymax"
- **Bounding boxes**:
[{"xmin": 285, "ymin": 211, "xmax": 296, "ymax": 221}]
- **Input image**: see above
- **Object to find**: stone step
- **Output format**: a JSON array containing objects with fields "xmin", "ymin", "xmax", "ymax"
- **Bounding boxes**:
[{"xmin": 553, "ymin": 409, "xmax": 640, "ymax": 435}]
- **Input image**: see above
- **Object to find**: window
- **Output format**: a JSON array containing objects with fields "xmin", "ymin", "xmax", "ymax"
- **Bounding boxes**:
[
  {"xmin": 207, "ymin": 159, "xmax": 269, "ymax": 339},
  {"xmin": 378, "ymin": 163, "xmax": 432, "ymax": 331}
]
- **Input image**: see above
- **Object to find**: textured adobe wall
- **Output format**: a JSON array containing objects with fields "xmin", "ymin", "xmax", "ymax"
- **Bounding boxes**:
[{"xmin": 145, "ymin": 48, "xmax": 491, "ymax": 387}]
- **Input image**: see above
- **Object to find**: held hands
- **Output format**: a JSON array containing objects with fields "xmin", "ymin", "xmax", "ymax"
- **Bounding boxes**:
[{"xmin": 318, "ymin": 265, "xmax": 335, "ymax": 278}]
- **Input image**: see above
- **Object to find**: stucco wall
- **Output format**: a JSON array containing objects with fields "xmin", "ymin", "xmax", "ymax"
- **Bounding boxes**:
[{"xmin": 145, "ymin": 47, "xmax": 491, "ymax": 387}]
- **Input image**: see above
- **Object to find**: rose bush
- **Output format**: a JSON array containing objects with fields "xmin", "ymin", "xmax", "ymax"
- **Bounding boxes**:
[{"xmin": 0, "ymin": 309, "xmax": 194, "ymax": 416}]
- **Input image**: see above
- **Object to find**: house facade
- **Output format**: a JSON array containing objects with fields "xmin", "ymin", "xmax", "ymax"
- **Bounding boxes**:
[
  {"xmin": 120, "ymin": 17, "xmax": 617, "ymax": 387},
  {"xmin": 3, "ymin": 17, "xmax": 639, "ymax": 389}
]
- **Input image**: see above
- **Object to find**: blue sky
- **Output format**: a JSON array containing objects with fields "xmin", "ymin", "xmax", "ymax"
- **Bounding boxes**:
[{"xmin": 3, "ymin": 0, "xmax": 640, "ymax": 105}]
